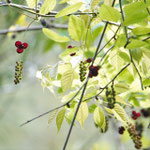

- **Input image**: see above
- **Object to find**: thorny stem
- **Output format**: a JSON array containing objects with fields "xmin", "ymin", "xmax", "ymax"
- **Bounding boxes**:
[{"xmin": 119, "ymin": 0, "xmax": 144, "ymax": 90}]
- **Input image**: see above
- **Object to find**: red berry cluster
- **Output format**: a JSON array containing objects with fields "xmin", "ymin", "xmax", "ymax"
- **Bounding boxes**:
[
  {"xmin": 15, "ymin": 41, "xmax": 28, "ymax": 54},
  {"xmin": 118, "ymin": 126, "xmax": 125, "ymax": 134},
  {"xmin": 132, "ymin": 111, "xmax": 141, "ymax": 120},
  {"xmin": 88, "ymin": 65, "xmax": 100, "ymax": 78}
]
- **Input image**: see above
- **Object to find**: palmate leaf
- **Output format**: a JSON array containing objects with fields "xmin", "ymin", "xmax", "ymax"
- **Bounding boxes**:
[
  {"xmin": 42, "ymin": 28, "xmax": 70, "ymax": 43},
  {"xmin": 61, "ymin": 68, "xmax": 74, "ymax": 92},
  {"xmin": 26, "ymin": 0, "xmax": 39, "ymax": 8},
  {"xmin": 76, "ymin": 102, "xmax": 88, "ymax": 128},
  {"xmin": 40, "ymin": 0, "xmax": 56, "ymax": 15},
  {"xmin": 94, "ymin": 106, "xmax": 105, "ymax": 131},
  {"xmin": 55, "ymin": 2, "xmax": 83, "ymax": 18},
  {"xmin": 56, "ymin": 108, "xmax": 66, "ymax": 132}
]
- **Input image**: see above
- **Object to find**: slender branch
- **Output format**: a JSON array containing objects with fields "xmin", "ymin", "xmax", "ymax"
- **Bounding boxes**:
[
  {"xmin": 119, "ymin": 0, "xmax": 144, "ymax": 90},
  {"xmin": 62, "ymin": 79, "xmax": 89, "ymax": 150},
  {"xmin": 62, "ymin": 1, "xmax": 116, "ymax": 149},
  {"xmin": 20, "ymin": 83, "xmax": 85, "ymax": 127},
  {"xmin": 0, "ymin": 24, "xmax": 68, "ymax": 35},
  {"xmin": 0, "ymin": 2, "xmax": 96, "ymax": 17}
]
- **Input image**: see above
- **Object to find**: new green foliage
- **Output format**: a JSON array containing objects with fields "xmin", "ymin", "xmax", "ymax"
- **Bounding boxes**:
[
  {"xmin": 68, "ymin": 15, "xmax": 86, "ymax": 42},
  {"xmin": 55, "ymin": 2, "xmax": 83, "ymax": 18},
  {"xmin": 40, "ymin": 0, "xmax": 56, "ymax": 15}
]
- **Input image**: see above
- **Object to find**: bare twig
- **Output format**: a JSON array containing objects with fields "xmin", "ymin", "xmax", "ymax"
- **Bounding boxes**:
[{"xmin": 0, "ymin": 24, "xmax": 68, "ymax": 35}]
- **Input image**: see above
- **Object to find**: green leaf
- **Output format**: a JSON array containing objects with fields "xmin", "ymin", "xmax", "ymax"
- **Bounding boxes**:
[
  {"xmin": 48, "ymin": 109, "xmax": 58, "ymax": 124},
  {"xmin": 119, "ymin": 52, "xmax": 130, "ymax": 63},
  {"xmin": 132, "ymin": 26, "xmax": 150, "ymax": 35},
  {"xmin": 40, "ymin": 0, "xmax": 56, "ymax": 15},
  {"xmin": 143, "ymin": 78, "xmax": 150, "ymax": 87},
  {"xmin": 43, "ymin": 28, "xmax": 70, "ymax": 43},
  {"xmin": 127, "ymin": 40, "xmax": 146, "ymax": 49},
  {"xmin": 89, "ymin": 104, "xmax": 97, "ymax": 113},
  {"xmin": 116, "ymin": 96, "xmax": 131, "ymax": 106},
  {"xmin": 118, "ymin": 68, "xmax": 134, "ymax": 84},
  {"xmin": 123, "ymin": 2, "xmax": 148, "ymax": 26},
  {"xmin": 56, "ymin": 108, "xmax": 66, "ymax": 132},
  {"xmin": 91, "ymin": 0, "xmax": 102, "ymax": 10},
  {"xmin": 55, "ymin": 2, "xmax": 83, "ymax": 18},
  {"xmin": 61, "ymin": 68, "xmax": 74, "ymax": 92},
  {"xmin": 114, "ymin": 83, "xmax": 129, "ymax": 94},
  {"xmin": 68, "ymin": 15, "xmax": 86, "ymax": 41},
  {"xmin": 76, "ymin": 102, "xmax": 89, "ymax": 128},
  {"xmin": 94, "ymin": 107, "xmax": 105, "ymax": 131},
  {"xmin": 131, "ymin": 48, "xmax": 143, "ymax": 63},
  {"xmin": 115, "ymin": 34, "xmax": 127, "ymax": 48},
  {"xmin": 112, "ymin": 104, "xmax": 128, "ymax": 124},
  {"xmin": 26, "ymin": 0, "xmax": 39, "ymax": 8},
  {"xmin": 99, "ymin": 4, "xmax": 121, "ymax": 22}
]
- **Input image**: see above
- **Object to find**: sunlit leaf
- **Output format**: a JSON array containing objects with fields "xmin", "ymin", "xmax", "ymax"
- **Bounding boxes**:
[
  {"xmin": 99, "ymin": 4, "xmax": 121, "ymax": 22},
  {"xmin": 91, "ymin": 0, "xmax": 101, "ymax": 10},
  {"xmin": 112, "ymin": 104, "xmax": 128, "ymax": 124},
  {"xmin": 48, "ymin": 109, "xmax": 58, "ymax": 124},
  {"xmin": 61, "ymin": 68, "xmax": 74, "ymax": 92},
  {"xmin": 55, "ymin": 2, "xmax": 83, "ymax": 18},
  {"xmin": 76, "ymin": 102, "xmax": 89, "ymax": 128},
  {"xmin": 68, "ymin": 15, "xmax": 86, "ymax": 41},
  {"xmin": 26, "ymin": 0, "xmax": 39, "ymax": 8},
  {"xmin": 40, "ymin": 0, "xmax": 56, "ymax": 15},
  {"xmin": 132, "ymin": 26, "xmax": 150, "ymax": 35},
  {"xmin": 43, "ymin": 28, "xmax": 70, "ymax": 43},
  {"xmin": 56, "ymin": 108, "xmax": 66, "ymax": 132},
  {"xmin": 94, "ymin": 107, "xmax": 105, "ymax": 131}
]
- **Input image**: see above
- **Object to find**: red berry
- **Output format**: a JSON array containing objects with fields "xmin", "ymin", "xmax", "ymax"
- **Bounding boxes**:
[
  {"xmin": 70, "ymin": 52, "xmax": 76, "ymax": 56},
  {"xmin": 17, "ymin": 48, "xmax": 24, "ymax": 53},
  {"xmin": 68, "ymin": 45, "xmax": 73, "ymax": 49},
  {"xmin": 86, "ymin": 58, "xmax": 93, "ymax": 63},
  {"xmin": 22, "ymin": 42, "xmax": 28, "ymax": 49},
  {"xmin": 15, "ymin": 41, "xmax": 22, "ymax": 47},
  {"xmin": 94, "ymin": 66, "xmax": 100, "ymax": 71},
  {"xmin": 132, "ymin": 111, "xmax": 137, "ymax": 115},
  {"xmin": 136, "ymin": 113, "xmax": 141, "ymax": 117},
  {"xmin": 132, "ymin": 115, "xmax": 137, "ymax": 120}
]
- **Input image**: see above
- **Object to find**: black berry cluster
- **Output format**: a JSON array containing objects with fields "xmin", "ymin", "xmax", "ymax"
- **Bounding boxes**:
[
  {"xmin": 132, "ymin": 111, "xmax": 141, "ymax": 120},
  {"xmin": 14, "ymin": 61, "xmax": 23, "ymax": 84},
  {"xmin": 79, "ymin": 61, "xmax": 87, "ymax": 82},
  {"xmin": 118, "ymin": 126, "xmax": 125, "ymax": 134},
  {"xmin": 127, "ymin": 122, "xmax": 142, "ymax": 149},
  {"xmin": 141, "ymin": 108, "xmax": 150, "ymax": 118},
  {"xmin": 105, "ymin": 83, "xmax": 116, "ymax": 109},
  {"xmin": 15, "ymin": 41, "xmax": 28, "ymax": 54},
  {"xmin": 88, "ymin": 65, "xmax": 100, "ymax": 78}
]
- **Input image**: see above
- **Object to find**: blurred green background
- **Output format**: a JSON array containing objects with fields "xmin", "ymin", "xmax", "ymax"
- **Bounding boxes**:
[{"xmin": 0, "ymin": 0, "xmax": 150, "ymax": 150}]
